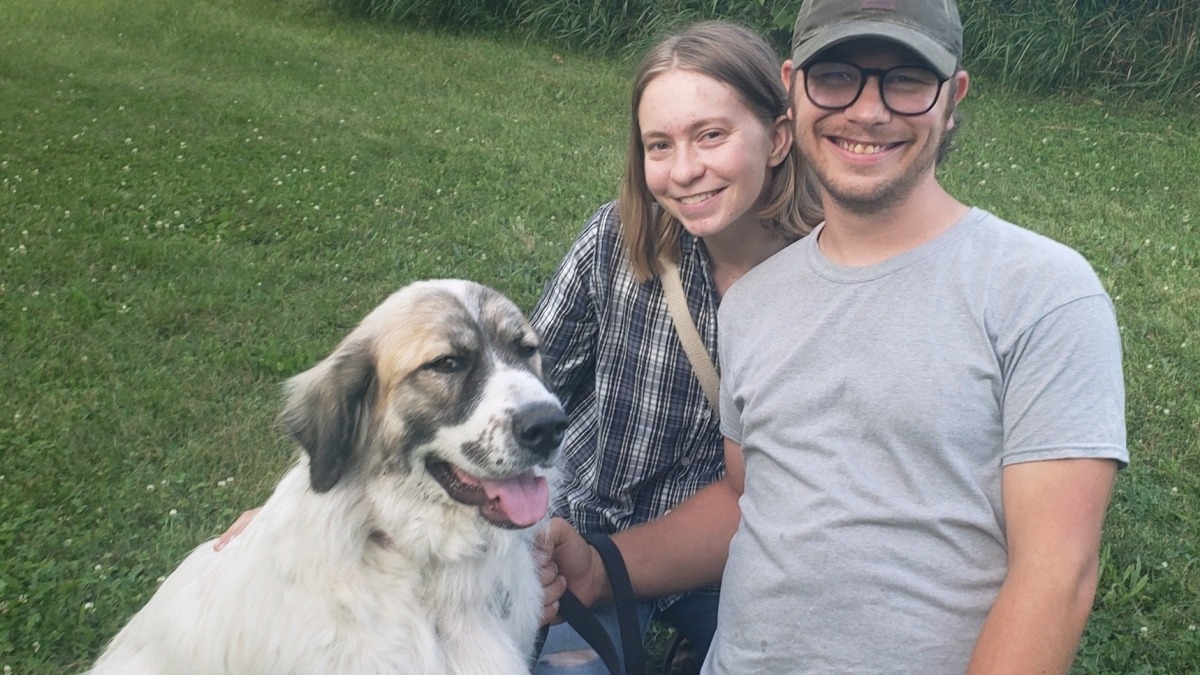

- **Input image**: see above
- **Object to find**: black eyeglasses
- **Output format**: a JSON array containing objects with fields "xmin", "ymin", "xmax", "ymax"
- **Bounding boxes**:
[{"xmin": 802, "ymin": 61, "xmax": 948, "ymax": 116}]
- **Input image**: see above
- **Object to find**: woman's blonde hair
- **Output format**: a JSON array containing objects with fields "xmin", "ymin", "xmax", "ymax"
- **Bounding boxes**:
[{"xmin": 619, "ymin": 20, "xmax": 823, "ymax": 282}]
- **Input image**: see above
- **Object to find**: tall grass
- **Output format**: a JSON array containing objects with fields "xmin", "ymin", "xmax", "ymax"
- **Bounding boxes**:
[
  {"xmin": 515, "ymin": 0, "xmax": 793, "ymax": 58},
  {"xmin": 0, "ymin": 0, "xmax": 1197, "ymax": 673},
  {"xmin": 960, "ymin": 0, "xmax": 1200, "ymax": 102},
  {"xmin": 347, "ymin": 0, "xmax": 1199, "ymax": 103},
  {"xmin": 330, "ymin": 0, "xmax": 517, "ymax": 29}
]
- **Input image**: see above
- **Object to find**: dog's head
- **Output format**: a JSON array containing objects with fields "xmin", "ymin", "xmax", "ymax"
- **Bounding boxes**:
[{"xmin": 280, "ymin": 280, "xmax": 566, "ymax": 530}]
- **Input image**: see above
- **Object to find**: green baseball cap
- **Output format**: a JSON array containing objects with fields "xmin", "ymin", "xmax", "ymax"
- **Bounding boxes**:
[{"xmin": 791, "ymin": 0, "xmax": 963, "ymax": 79}]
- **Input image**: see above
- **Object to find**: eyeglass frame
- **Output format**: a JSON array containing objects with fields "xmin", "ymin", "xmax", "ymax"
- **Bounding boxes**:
[{"xmin": 800, "ymin": 61, "xmax": 950, "ymax": 116}]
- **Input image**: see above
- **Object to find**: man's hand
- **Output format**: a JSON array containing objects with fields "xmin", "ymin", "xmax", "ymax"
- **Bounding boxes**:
[{"xmin": 535, "ymin": 517, "xmax": 608, "ymax": 625}]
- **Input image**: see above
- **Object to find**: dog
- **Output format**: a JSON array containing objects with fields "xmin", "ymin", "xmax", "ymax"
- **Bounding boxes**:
[{"xmin": 88, "ymin": 279, "xmax": 567, "ymax": 675}]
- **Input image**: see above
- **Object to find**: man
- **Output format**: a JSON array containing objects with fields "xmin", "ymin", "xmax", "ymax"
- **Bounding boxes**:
[{"xmin": 539, "ymin": 0, "xmax": 1127, "ymax": 672}]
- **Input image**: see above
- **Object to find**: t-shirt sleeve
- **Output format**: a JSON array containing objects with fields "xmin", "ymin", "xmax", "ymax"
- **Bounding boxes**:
[
  {"xmin": 717, "ymin": 290, "xmax": 748, "ymax": 446},
  {"xmin": 1000, "ymin": 293, "xmax": 1128, "ymax": 468}
]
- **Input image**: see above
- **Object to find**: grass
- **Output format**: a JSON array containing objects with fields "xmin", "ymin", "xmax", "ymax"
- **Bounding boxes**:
[
  {"xmin": 329, "ymin": 0, "xmax": 1200, "ymax": 104},
  {"xmin": 1, "ymin": 0, "xmax": 1197, "ymax": 673},
  {"xmin": 958, "ymin": 0, "xmax": 1200, "ymax": 103}
]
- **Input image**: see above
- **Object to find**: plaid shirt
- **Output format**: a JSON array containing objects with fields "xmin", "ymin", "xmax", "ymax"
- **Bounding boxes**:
[{"xmin": 531, "ymin": 201, "xmax": 725, "ymax": 539}]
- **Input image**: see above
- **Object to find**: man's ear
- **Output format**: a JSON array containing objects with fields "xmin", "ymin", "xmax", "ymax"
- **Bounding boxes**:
[
  {"xmin": 945, "ymin": 69, "xmax": 970, "ymax": 131},
  {"xmin": 781, "ymin": 60, "xmax": 799, "ymax": 126},
  {"xmin": 781, "ymin": 59, "xmax": 797, "ymax": 93},
  {"xmin": 768, "ymin": 114, "xmax": 793, "ymax": 168},
  {"xmin": 952, "ymin": 69, "xmax": 970, "ymax": 106}
]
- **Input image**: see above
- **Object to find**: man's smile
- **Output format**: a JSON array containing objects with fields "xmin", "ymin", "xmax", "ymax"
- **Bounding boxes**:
[{"xmin": 832, "ymin": 138, "xmax": 902, "ymax": 155}]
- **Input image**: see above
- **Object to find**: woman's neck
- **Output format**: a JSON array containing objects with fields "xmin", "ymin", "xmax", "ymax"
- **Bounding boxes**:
[{"xmin": 704, "ymin": 223, "xmax": 792, "ymax": 298}]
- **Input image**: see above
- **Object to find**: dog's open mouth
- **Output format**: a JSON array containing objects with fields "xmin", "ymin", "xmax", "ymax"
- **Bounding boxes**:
[{"xmin": 425, "ymin": 458, "xmax": 549, "ymax": 529}]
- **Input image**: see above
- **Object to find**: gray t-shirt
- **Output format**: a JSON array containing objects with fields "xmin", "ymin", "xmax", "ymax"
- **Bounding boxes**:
[{"xmin": 709, "ymin": 208, "xmax": 1127, "ymax": 673}]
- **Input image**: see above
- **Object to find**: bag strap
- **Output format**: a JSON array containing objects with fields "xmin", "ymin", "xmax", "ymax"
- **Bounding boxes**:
[
  {"xmin": 659, "ymin": 256, "xmax": 721, "ymax": 414},
  {"xmin": 535, "ymin": 533, "xmax": 645, "ymax": 675}
]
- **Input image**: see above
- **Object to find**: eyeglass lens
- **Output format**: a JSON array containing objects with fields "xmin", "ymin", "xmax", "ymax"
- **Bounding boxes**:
[{"xmin": 805, "ymin": 62, "xmax": 943, "ymax": 115}]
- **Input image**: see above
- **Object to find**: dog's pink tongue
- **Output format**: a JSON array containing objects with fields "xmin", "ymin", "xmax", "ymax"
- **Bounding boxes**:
[{"xmin": 480, "ymin": 471, "xmax": 549, "ymax": 528}]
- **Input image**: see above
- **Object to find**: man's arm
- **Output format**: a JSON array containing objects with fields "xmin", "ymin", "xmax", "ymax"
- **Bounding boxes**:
[
  {"xmin": 539, "ymin": 438, "xmax": 744, "ymax": 620},
  {"xmin": 967, "ymin": 458, "xmax": 1118, "ymax": 674},
  {"xmin": 614, "ymin": 437, "xmax": 744, "ymax": 598}
]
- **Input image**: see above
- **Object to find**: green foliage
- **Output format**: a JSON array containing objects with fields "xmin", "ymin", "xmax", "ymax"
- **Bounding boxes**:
[
  {"xmin": 342, "ymin": 0, "xmax": 1197, "ymax": 102},
  {"xmin": 330, "ymin": 0, "xmax": 517, "ymax": 29},
  {"xmin": 959, "ymin": 0, "xmax": 1200, "ymax": 102},
  {"xmin": 515, "ymin": 0, "xmax": 794, "ymax": 58}
]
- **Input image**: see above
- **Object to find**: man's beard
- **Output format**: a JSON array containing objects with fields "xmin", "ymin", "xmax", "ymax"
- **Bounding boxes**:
[
  {"xmin": 813, "ymin": 127, "xmax": 942, "ymax": 216},
  {"xmin": 806, "ymin": 106, "xmax": 958, "ymax": 216},
  {"xmin": 817, "ymin": 159, "xmax": 927, "ymax": 215}
]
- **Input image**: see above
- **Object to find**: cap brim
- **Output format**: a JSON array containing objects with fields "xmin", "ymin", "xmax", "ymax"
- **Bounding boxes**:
[{"xmin": 792, "ymin": 20, "xmax": 958, "ymax": 79}]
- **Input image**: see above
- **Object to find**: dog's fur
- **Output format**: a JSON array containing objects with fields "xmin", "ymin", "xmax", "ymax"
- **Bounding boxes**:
[{"xmin": 88, "ymin": 280, "xmax": 566, "ymax": 675}]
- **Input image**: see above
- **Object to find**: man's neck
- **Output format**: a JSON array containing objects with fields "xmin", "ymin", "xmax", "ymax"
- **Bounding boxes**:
[{"xmin": 817, "ymin": 177, "xmax": 969, "ymax": 267}]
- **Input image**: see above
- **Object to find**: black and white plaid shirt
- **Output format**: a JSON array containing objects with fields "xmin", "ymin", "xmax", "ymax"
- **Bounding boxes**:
[{"xmin": 532, "ymin": 201, "xmax": 725, "ymax": 540}]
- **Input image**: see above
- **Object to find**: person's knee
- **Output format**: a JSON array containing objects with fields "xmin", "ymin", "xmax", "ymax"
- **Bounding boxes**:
[{"xmin": 534, "ymin": 646, "xmax": 606, "ymax": 674}]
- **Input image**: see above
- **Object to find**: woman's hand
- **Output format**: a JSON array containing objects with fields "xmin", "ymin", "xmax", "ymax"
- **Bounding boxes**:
[{"xmin": 212, "ymin": 507, "xmax": 262, "ymax": 551}]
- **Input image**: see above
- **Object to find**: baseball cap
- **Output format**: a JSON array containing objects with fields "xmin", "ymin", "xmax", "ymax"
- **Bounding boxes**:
[{"xmin": 791, "ymin": 0, "xmax": 963, "ymax": 79}]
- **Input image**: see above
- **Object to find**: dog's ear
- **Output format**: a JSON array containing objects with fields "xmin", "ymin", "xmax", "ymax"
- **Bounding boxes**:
[{"xmin": 280, "ymin": 340, "xmax": 377, "ymax": 492}]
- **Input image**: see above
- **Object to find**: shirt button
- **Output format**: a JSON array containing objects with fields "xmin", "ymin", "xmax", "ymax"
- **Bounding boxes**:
[{"xmin": 681, "ymin": 455, "xmax": 693, "ymax": 467}]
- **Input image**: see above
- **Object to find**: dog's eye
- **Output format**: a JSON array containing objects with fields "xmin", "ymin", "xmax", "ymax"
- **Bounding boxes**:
[
  {"xmin": 514, "ymin": 340, "xmax": 538, "ymax": 360},
  {"xmin": 425, "ymin": 355, "xmax": 467, "ymax": 373}
]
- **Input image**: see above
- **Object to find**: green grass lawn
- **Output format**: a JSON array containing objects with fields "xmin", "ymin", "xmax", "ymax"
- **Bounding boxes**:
[{"xmin": 1, "ymin": 0, "xmax": 1197, "ymax": 672}]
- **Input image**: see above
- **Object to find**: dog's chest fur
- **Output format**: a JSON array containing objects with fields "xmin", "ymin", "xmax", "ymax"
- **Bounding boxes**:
[{"xmin": 91, "ymin": 464, "xmax": 542, "ymax": 675}]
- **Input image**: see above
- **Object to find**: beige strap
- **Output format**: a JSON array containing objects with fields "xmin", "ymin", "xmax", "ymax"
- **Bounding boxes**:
[{"xmin": 659, "ymin": 256, "xmax": 721, "ymax": 414}]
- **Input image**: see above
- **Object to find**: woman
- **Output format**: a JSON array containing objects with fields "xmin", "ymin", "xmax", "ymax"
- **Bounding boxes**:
[{"xmin": 532, "ymin": 21, "xmax": 821, "ymax": 674}]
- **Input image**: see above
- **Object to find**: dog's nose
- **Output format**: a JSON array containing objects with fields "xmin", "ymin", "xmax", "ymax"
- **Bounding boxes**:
[{"xmin": 513, "ymin": 402, "xmax": 567, "ymax": 459}]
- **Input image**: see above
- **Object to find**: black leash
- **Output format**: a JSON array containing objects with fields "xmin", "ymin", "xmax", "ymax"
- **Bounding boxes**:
[{"xmin": 534, "ymin": 532, "xmax": 645, "ymax": 675}]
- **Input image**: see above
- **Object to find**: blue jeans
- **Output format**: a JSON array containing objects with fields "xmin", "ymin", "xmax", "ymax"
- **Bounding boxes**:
[{"xmin": 533, "ymin": 590, "xmax": 719, "ymax": 674}]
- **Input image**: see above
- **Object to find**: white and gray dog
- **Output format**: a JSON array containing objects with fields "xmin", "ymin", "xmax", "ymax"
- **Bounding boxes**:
[{"xmin": 88, "ymin": 280, "xmax": 566, "ymax": 675}]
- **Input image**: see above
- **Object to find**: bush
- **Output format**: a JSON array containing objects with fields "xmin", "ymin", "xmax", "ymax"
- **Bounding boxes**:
[
  {"xmin": 514, "ymin": 0, "xmax": 795, "ymax": 57},
  {"xmin": 959, "ymin": 0, "xmax": 1199, "ymax": 102},
  {"xmin": 328, "ymin": 0, "xmax": 518, "ymax": 29},
  {"xmin": 343, "ymin": 0, "xmax": 1197, "ymax": 103}
]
